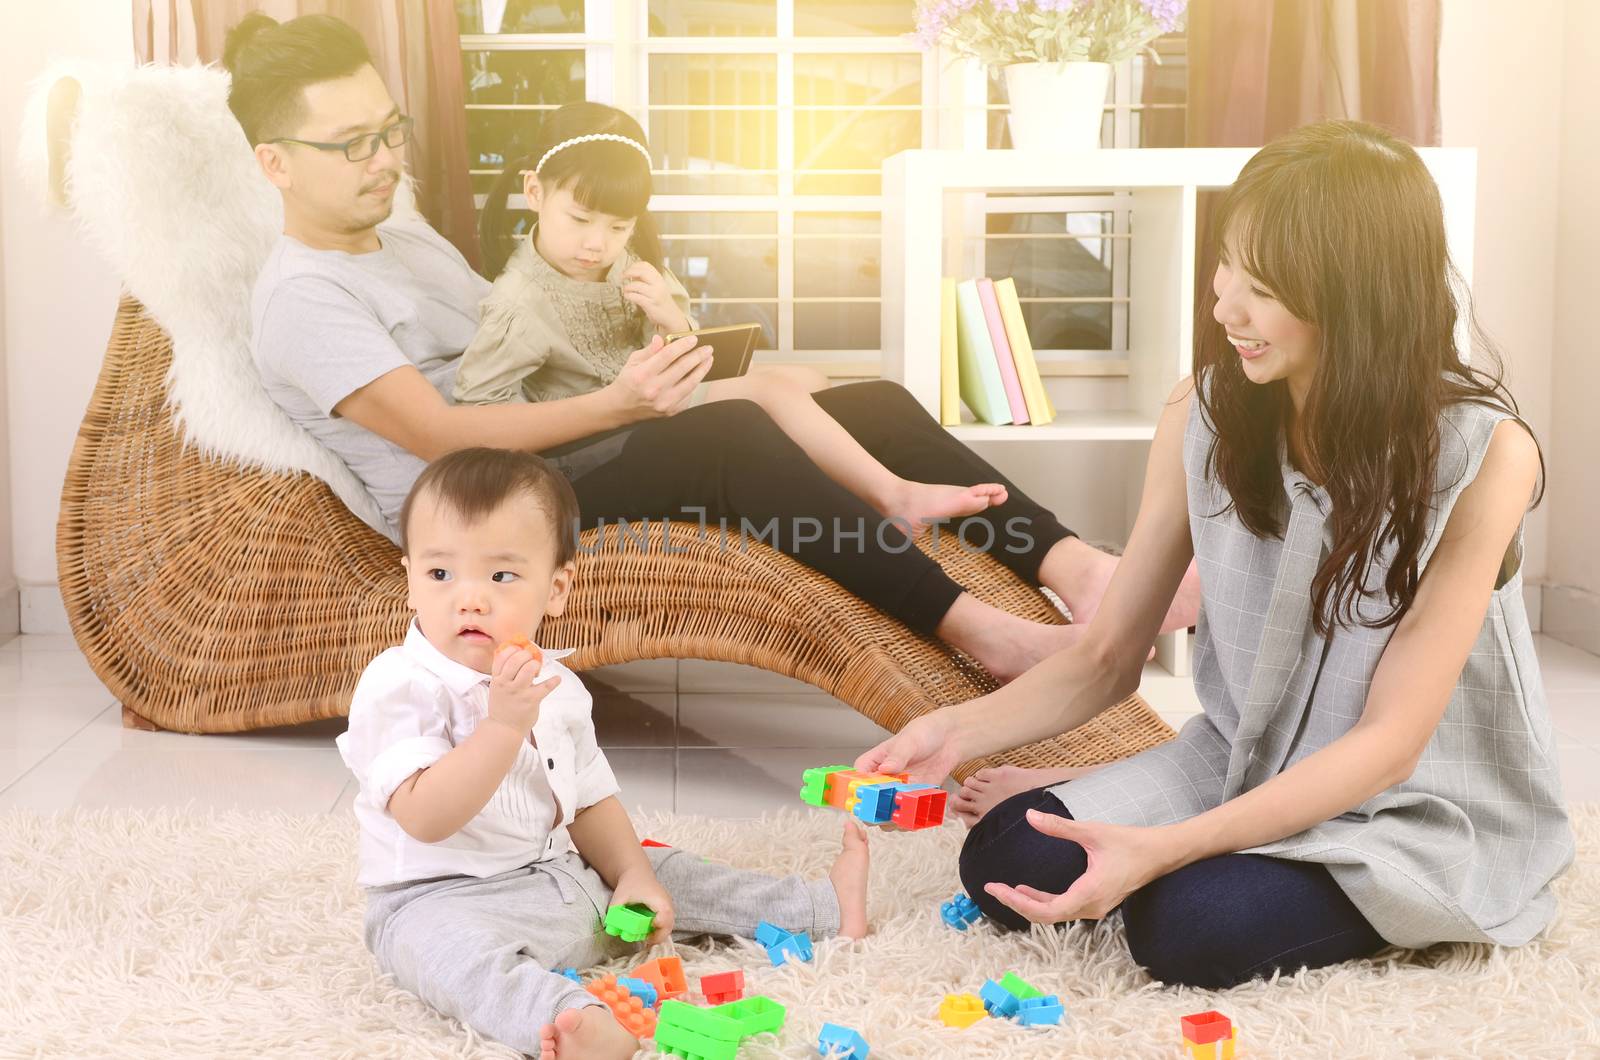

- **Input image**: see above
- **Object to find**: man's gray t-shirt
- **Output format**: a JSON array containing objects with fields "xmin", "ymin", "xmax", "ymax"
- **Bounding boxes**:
[{"xmin": 251, "ymin": 216, "xmax": 491, "ymax": 537}]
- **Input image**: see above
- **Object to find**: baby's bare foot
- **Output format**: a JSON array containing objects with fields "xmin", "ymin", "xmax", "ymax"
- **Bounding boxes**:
[
  {"xmin": 884, "ymin": 480, "xmax": 1007, "ymax": 532},
  {"xmin": 828, "ymin": 819, "xmax": 871, "ymax": 939},
  {"xmin": 537, "ymin": 1005, "xmax": 638, "ymax": 1060},
  {"xmin": 952, "ymin": 763, "xmax": 1105, "ymax": 826}
]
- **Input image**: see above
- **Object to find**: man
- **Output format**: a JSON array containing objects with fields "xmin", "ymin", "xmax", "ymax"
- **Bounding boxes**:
[{"xmin": 231, "ymin": 12, "xmax": 1197, "ymax": 682}]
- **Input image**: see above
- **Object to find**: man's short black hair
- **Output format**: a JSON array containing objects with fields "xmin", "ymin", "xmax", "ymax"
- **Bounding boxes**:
[{"xmin": 222, "ymin": 12, "xmax": 372, "ymax": 145}]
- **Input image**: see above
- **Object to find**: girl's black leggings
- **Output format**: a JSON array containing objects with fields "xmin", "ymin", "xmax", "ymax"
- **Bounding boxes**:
[{"xmin": 559, "ymin": 380, "xmax": 1075, "ymax": 634}]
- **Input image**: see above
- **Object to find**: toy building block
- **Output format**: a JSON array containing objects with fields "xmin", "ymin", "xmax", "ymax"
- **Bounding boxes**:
[
  {"xmin": 641, "ymin": 838, "xmax": 672, "ymax": 848},
  {"xmin": 657, "ymin": 999, "xmax": 745, "ymax": 1042},
  {"xmin": 654, "ymin": 1022, "xmax": 739, "ymax": 1060},
  {"xmin": 583, "ymin": 975, "xmax": 657, "ymax": 1039},
  {"xmin": 938, "ymin": 993, "xmax": 988, "ymax": 1029},
  {"xmin": 557, "ymin": 967, "xmax": 583, "ymax": 984},
  {"xmin": 817, "ymin": 1022, "xmax": 870, "ymax": 1059},
  {"xmin": 713, "ymin": 995, "xmax": 787, "ymax": 1036},
  {"xmin": 888, "ymin": 784, "xmax": 947, "ymax": 830},
  {"xmin": 940, "ymin": 893, "xmax": 982, "ymax": 931},
  {"xmin": 850, "ymin": 782, "xmax": 902, "ymax": 824},
  {"xmin": 801, "ymin": 765, "xmax": 853, "ymax": 806},
  {"xmin": 997, "ymin": 972, "xmax": 1043, "ymax": 1001},
  {"xmin": 699, "ymin": 969, "xmax": 745, "ymax": 1005},
  {"xmin": 616, "ymin": 975, "xmax": 658, "ymax": 1009},
  {"xmin": 979, "ymin": 979, "xmax": 1021, "ymax": 1019},
  {"xmin": 635, "ymin": 955, "xmax": 688, "ymax": 1000},
  {"xmin": 755, "ymin": 921, "xmax": 787, "ymax": 948},
  {"xmin": 1181, "ymin": 1011, "xmax": 1237, "ymax": 1060},
  {"xmin": 603, "ymin": 902, "xmax": 656, "ymax": 942},
  {"xmin": 1017, "ymin": 996, "xmax": 1065, "ymax": 1027},
  {"xmin": 767, "ymin": 930, "xmax": 815, "ymax": 966}
]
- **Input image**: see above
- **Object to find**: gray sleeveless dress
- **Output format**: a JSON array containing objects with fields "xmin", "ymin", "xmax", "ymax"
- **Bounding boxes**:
[{"xmin": 1052, "ymin": 386, "xmax": 1575, "ymax": 949}]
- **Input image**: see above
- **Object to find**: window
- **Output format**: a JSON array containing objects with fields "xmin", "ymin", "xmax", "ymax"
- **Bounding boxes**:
[{"xmin": 459, "ymin": 1, "xmax": 1186, "ymax": 371}]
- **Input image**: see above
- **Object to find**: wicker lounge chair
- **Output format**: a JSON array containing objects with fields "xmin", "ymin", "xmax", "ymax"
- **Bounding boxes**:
[{"xmin": 57, "ymin": 298, "xmax": 1171, "ymax": 779}]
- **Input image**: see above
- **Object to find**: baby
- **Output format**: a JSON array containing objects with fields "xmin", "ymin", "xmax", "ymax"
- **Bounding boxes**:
[{"xmin": 337, "ymin": 447, "xmax": 870, "ymax": 1059}]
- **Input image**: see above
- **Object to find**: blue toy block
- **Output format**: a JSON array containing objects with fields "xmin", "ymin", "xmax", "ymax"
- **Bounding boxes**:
[
  {"xmin": 940, "ymin": 893, "xmax": 982, "ymax": 931},
  {"xmin": 1017, "ymin": 995, "xmax": 1064, "ymax": 1026},
  {"xmin": 980, "ymin": 979, "xmax": 1021, "ymax": 1019},
  {"xmin": 557, "ymin": 968, "xmax": 582, "ymax": 984},
  {"xmin": 755, "ymin": 921, "xmax": 786, "ymax": 948},
  {"xmin": 616, "ymin": 976, "xmax": 658, "ymax": 1009},
  {"xmin": 768, "ymin": 930, "xmax": 814, "ymax": 966},
  {"xmin": 850, "ymin": 782, "xmax": 901, "ymax": 825},
  {"xmin": 817, "ymin": 1022, "xmax": 870, "ymax": 1059}
]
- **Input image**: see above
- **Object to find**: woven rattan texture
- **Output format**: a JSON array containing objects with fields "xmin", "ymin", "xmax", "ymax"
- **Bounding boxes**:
[{"xmin": 57, "ymin": 299, "xmax": 1173, "ymax": 778}]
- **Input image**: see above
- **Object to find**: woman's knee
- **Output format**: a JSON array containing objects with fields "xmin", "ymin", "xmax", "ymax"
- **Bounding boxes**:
[{"xmin": 958, "ymin": 786, "xmax": 1087, "ymax": 932}]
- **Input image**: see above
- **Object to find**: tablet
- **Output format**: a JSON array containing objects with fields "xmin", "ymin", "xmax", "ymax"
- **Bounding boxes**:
[{"xmin": 665, "ymin": 323, "xmax": 762, "ymax": 382}]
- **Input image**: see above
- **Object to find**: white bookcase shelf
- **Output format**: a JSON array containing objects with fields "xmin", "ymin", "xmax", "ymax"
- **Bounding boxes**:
[
  {"xmin": 879, "ymin": 147, "xmax": 1477, "ymax": 675},
  {"xmin": 880, "ymin": 147, "xmax": 1478, "ymax": 434}
]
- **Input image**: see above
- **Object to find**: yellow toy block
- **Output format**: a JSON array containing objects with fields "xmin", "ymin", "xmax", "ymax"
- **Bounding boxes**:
[
  {"xmin": 1182, "ymin": 1028, "xmax": 1237, "ymax": 1060},
  {"xmin": 938, "ymin": 993, "xmax": 987, "ymax": 1029}
]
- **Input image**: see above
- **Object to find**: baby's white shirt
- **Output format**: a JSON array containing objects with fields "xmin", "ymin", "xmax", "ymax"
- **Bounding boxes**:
[{"xmin": 336, "ymin": 621, "xmax": 620, "ymax": 887}]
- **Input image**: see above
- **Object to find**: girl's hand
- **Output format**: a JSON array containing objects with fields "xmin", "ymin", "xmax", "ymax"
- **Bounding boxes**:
[
  {"xmin": 619, "ymin": 261, "xmax": 690, "ymax": 333},
  {"xmin": 610, "ymin": 867, "xmax": 676, "ymax": 946},
  {"xmin": 855, "ymin": 712, "xmax": 963, "ymax": 785},
  {"xmin": 982, "ymin": 809, "xmax": 1184, "ymax": 923}
]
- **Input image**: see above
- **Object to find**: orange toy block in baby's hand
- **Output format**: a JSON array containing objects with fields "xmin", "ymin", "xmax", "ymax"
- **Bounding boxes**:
[{"xmin": 496, "ymin": 635, "xmax": 545, "ymax": 669}]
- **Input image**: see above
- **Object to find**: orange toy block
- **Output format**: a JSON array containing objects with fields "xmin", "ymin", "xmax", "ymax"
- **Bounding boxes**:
[
  {"xmin": 938, "ymin": 993, "xmax": 987, "ymax": 1029},
  {"xmin": 496, "ymin": 635, "xmax": 544, "ymax": 668},
  {"xmin": 824, "ymin": 769, "xmax": 910, "ymax": 811},
  {"xmin": 584, "ymin": 975, "xmax": 657, "ymax": 1038},
  {"xmin": 635, "ymin": 955, "xmax": 688, "ymax": 1000}
]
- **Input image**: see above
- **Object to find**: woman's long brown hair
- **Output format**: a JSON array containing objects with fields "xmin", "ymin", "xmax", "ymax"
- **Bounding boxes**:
[{"xmin": 1194, "ymin": 120, "xmax": 1542, "ymax": 637}]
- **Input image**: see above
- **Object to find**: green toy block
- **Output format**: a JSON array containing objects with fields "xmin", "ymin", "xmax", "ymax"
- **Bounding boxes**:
[
  {"xmin": 653, "ymin": 1020, "xmax": 740, "ymax": 1060},
  {"xmin": 603, "ymin": 902, "xmax": 655, "ymax": 942},
  {"xmin": 657, "ymin": 999, "xmax": 745, "ymax": 1042},
  {"xmin": 801, "ymin": 764, "xmax": 851, "ymax": 806},
  {"xmin": 998, "ymin": 972, "xmax": 1043, "ymax": 1001},
  {"xmin": 712, "ymin": 995, "xmax": 787, "ymax": 1036}
]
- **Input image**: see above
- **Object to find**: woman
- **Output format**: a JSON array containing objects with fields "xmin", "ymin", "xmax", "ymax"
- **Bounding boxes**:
[{"xmin": 858, "ymin": 121, "xmax": 1574, "ymax": 989}]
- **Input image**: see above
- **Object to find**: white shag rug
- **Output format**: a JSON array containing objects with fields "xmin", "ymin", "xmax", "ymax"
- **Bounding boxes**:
[{"xmin": 2, "ymin": 808, "xmax": 1597, "ymax": 1059}]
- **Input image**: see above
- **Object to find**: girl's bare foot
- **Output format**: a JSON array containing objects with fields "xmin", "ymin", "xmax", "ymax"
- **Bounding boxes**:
[
  {"xmin": 951, "ymin": 763, "xmax": 1107, "ymax": 826},
  {"xmin": 537, "ymin": 1005, "xmax": 638, "ymax": 1060},
  {"xmin": 937, "ymin": 597, "xmax": 1086, "ymax": 684},
  {"xmin": 882, "ymin": 480, "xmax": 1008, "ymax": 533},
  {"xmin": 1040, "ymin": 538, "xmax": 1201, "ymax": 632},
  {"xmin": 828, "ymin": 819, "xmax": 871, "ymax": 939}
]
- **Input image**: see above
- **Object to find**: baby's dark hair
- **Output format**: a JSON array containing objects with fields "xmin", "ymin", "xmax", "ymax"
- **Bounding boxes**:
[
  {"xmin": 399, "ymin": 448, "xmax": 579, "ymax": 566},
  {"xmin": 478, "ymin": 100, "xmax": 663, "ymax": 278},
  {"xmin": 222, "ymin": 12, "xmax": 372, "ymax": 146}
]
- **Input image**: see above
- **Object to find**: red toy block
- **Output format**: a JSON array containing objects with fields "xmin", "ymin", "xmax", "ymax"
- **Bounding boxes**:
[
  {"xmin": 641, "ymin": 838, "xmax": 672, "ymax": 848},
  {"xmin": 1181, "ymin": 1010, "xmax": 1232, "ymax": 1045},
  {"xmin": 584, "ymin": 975, "xmax": 658, "ymax": 1039},
  {"xmin": 635, "ymin": 955, "xmax": 688, "ymax": 1000},
  {"xmin": 699, "ymin": 969, "xmax": 745, "ymax": 1004},
  {"xmin": 890, "ymin": 786, "xmax": 948, "ymax": 830}
]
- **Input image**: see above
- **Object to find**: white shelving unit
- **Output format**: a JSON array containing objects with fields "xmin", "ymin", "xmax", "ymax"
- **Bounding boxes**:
[{"xmin": 879, "ymin": 147, "xmax": 1478, "ymax": 674}]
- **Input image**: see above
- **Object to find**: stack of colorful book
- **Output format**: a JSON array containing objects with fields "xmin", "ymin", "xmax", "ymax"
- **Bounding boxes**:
[{"xmin": 940, "ymin": 277, "xmax": 1056, "ymax": 427}]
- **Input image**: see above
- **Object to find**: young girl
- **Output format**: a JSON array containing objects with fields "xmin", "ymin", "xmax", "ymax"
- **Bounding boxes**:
[
  {"xmin": 858, "ymin": 120, "xmax": 1575, "ymax": 988},
  {"xmin": 455, "ymin": 100, "xmax": 1007, "ymax": 537},
  {"xmin": 451, "ymin": 100, "xmax": 1201, "ymax": 682}
]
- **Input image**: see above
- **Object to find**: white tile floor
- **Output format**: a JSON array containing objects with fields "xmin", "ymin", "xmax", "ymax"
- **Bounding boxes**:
[{"xmin": 1, "ymin": 632, "xmax": 1598, "ymax": 816}]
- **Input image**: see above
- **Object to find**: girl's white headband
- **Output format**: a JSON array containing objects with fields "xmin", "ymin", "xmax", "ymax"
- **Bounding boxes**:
[{"xmin": 534, "ymin": 133, "xmax": 652, "ymax": 175}]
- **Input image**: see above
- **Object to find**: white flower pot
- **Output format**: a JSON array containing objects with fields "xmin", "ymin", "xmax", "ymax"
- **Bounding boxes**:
[{"xmin": 1003, "ymin": 61, "xmax": 1112, "ymax": 151}]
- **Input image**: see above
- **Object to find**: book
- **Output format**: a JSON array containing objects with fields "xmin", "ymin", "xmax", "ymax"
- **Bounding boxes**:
[
  {"xmin": 954, "ymin": 280, "xmax": 1013, "ymax": 425},
  {"xmin": 993, "ymin": 277, "xmax": 1055, "ymax": 425},
  {"xmin": 976, "ymin": 278, "xmax": 1030, "ymax": 424},
  {"xmin": 940, "ymin": 277, "xmax": 960, "ymax": 426}
]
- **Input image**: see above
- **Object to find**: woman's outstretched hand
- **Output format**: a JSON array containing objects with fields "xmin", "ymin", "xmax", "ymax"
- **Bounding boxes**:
[
  {"xmin": 855, "ymin": 713, "xmax": 962, "ymax": 785},
  {"xmin": 982, "ymin": 809, "xmax": 1184, "ymax": 923}
]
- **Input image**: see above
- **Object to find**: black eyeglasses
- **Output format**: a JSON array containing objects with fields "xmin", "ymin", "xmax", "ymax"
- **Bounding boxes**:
[{"xmin": 268, "ymin": 115, "xmax": 413, "ymax": 162}]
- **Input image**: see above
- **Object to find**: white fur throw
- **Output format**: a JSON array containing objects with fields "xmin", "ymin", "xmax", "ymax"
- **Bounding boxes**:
[{"xmin": 18, "ymin": 61, "xmax": 420, "ymax": 535}]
